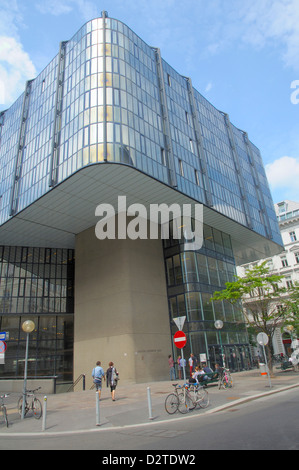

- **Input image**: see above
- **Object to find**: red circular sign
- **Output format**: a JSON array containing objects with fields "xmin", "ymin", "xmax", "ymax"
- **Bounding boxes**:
[
  {"xmin": 0, "ymin": 341, "xmax": 7, "ymax": 353},
  {"xmin": 174, "ymin": 331, "xmax": 187, "ymax": 349}
]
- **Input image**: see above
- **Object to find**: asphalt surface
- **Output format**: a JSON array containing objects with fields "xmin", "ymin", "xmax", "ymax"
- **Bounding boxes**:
[{"xmin": 0, "ymin": 368, "xmax": 298, "ymax": 437}]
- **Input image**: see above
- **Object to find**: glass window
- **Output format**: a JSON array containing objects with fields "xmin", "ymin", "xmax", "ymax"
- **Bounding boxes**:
[
  {"xmin": 186, "ymin": 292, "xmax": 202, "ymax": 321},
  {"xmin": 201, "ymin": 293, "xmax": 214, "ymax": 321},
  {"xmin": 181, "ymin": 252, "xmax": 198, "ymax": 283}
]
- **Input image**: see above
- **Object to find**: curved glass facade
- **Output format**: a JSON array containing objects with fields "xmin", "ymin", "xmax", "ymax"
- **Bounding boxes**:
[
  {"xmin": 0, "ymin": 14, "xmax": 283, "ymax": 379},
  {"xmin": 0, "ymin": 15, "xmax": 281, "ymax": 245}
]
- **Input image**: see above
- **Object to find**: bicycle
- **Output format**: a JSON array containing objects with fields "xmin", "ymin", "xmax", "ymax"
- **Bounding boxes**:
[
  {"xmin": 18, "ymin": 387, "xmax": 42, "ymax": 419},
  {"xmin": 165, "ymin": 383, "xmax": 209, "ymax": 415},
  {"xmin": 165, "ymin": 384, "xmax": 182, "ymax": 414},
  {"xmin": 218, "ymin": 368, "xmax": 233, "ymax": 390},
  {"xmin": 177, "ymin": 383, "xmax": 209, "ymax": 414},
  {"xmin": 272, "ymin": 354, "xmax": 288, "ymax": 364},
  {"xmin": 0, "ymin": 394, "xmax": 9, "ymax": 428}
]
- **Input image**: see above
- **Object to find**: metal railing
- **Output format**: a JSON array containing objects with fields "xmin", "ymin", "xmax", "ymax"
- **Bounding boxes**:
[{"xmin": 66, "ymin": 374, "xmax": 86, "ymax": 392}]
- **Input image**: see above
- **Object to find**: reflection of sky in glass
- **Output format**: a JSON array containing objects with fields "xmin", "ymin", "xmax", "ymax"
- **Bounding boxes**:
[{"xmin": 0, "ymin": 17, "xmax": 280, "ymax": 246}]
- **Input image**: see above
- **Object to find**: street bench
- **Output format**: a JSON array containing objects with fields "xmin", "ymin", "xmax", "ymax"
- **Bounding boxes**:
[{"xmin": 193, "ymin": 372, "xmax": 220, "ymax": 386}]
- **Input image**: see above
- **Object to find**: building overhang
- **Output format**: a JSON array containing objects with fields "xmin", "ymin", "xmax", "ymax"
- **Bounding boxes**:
[{"xmin": 0, "ymin": 163, "xmax": 283, "ymax": 264}]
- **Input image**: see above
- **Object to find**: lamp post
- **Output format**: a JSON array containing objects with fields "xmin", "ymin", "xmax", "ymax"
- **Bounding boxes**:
[
  {"xmin": 21, "ymin": 320, "xmax": 35, "ymax": 419},
  {"xmin": 215, "ymin": 320, "xmax": 226, "ymax": 368}
]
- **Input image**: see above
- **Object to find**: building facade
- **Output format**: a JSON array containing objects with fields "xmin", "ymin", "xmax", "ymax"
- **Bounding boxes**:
[
  {"xmin": 238, "ymin": 200, "xmax": 299, "ymax": 356},
  {"xmin": 0, "ymin": 12, "xmax": 283, "ymax": 385}
]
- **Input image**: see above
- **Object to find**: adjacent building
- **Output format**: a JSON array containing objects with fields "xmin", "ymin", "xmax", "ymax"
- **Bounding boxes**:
[
  {"xmin": 0, "ymin": 12, "xmax": 283, "ymax": 385},
  {"xmin": 238, "ymin": 200, "xmax": 299, "ymax": 356}
]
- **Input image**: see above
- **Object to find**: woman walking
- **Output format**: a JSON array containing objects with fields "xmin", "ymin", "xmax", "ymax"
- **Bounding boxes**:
[{"xmin": 106, "ymin": 362, "xmax": 119, "ymax": 401}]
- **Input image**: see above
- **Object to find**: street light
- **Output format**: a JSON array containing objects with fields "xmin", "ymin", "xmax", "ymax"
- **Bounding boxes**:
[
  {"xmin": 214, "ymin": 320, "xmax": 226, "ymax": 368},
  {"xmin": 21, "ymin": 320, "xmax": 35, "ymax": 420}
]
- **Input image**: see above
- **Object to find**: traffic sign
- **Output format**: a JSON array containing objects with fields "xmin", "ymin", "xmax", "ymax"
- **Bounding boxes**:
[
  {"xmin": 173, "ymin": 316, "xmax": 186, "ymax": 331},
  {"xmin": 0, "ymin": 332, "xmax": 6, "ymax": 341},
  {"xmin": 0, "ymin": 341, "xmax": 7, "ymax": 354},
  {"xmin": 174, "ymin": 330, "xmax": 187, "ymax": 349},
  {"xmin": 257, "ymin": 332, "xmax": 269, "ymax": 346}
]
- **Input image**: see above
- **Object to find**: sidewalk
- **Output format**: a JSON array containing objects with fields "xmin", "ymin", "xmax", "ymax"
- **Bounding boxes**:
[{"xmin": 1, "ymin": 369, "xmax": 298, "ymax": 436}]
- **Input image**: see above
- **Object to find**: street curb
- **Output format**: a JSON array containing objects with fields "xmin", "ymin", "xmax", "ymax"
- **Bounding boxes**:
[{"xmin": 0, "ymin": 382, "xmax": 298, "ymax": 438}]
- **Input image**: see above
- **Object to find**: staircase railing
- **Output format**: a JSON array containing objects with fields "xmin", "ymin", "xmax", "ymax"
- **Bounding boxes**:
[{"xmin": 67, "ymin": 374, "xmax": 86, "ymax": 392}]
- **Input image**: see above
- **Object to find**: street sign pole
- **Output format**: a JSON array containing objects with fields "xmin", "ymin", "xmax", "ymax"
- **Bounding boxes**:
[
  {"xmin": 181, "ymin": 347, "xmax": 186, "ymax": 383},
  {"xmin": 174, "ymin": 330, "xmax": 187, "ymax": 382},
  {"xmin": 257, "ymin": 333, "xmax": 272, "ymax": 389}
]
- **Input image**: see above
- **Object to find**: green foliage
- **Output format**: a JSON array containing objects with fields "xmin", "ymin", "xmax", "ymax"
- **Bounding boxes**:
[
  {"xmin": 210, "ymin": 261, "xmax": 293, "ymax": 367},
  {"xmin": 283, "ymin": 282, "xmax": 299, "ymax": 336}
]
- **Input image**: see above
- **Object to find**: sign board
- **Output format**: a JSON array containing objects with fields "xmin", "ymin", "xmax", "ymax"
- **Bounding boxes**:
[
  {"xmin": 257, "ymin": 332, "xmax": 269, "ymax": 346},
  {"xmin": 173, "ymin": 316, "xmax": 186, "ymax": 331},
  {"xmin": 200, "ymin": 353, "xmax": 207, "ymax": 363},
  {"xmin": 0, "ymin": 332, "xmax": 6, "ymax": 341},
  {"xmin": 0, "ymin": 341, "xmax": 7, "ymax": 354},
  {"xmin": 174, "ymin": 331, "xmax": 187, "ymax": 349}
]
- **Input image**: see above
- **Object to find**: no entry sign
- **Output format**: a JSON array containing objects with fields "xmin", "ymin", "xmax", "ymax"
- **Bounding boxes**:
[{"xmin": 174, "ymin": 330, "xmax": 187, "ymax": 349}]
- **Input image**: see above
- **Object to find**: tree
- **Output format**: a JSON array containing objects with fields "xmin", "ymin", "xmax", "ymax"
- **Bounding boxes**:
[
  {"xmin": 210, "ymin": 261, "xmax": 289, "ymax": 371},
  {"xmin": 283, "ymin": 282, "xmax": 299, "ymax": 338}
]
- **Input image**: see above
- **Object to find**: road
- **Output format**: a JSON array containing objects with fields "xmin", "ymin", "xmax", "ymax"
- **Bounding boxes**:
[{"xmin": 1, "ymin": 388, "xmax": 298, "ymax": 451}]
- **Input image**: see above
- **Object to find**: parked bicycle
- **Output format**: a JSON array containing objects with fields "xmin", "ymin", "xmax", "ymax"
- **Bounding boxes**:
[
  {"xmin": 165, "ymin": 383, "xmax": 209, "ymax": 415},
  {"xmin": 0, "ymin": 394, "xmax": 9, "ymax": 428},
  {"xmin": 272, "ymin": 354, "xmax": 289, "ymax": 364},
  {"xmin": 218, "ymin": 368, "xmax": 233, "ymax": 390},
  {"xmin": 18, "ymin": 387, "xmax": 42, "ymax": 419}
]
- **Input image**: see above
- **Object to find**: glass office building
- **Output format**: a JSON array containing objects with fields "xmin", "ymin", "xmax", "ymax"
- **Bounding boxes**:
[{"xmin": 0, "ymin": 13, "xmax": 283, "ymax": 383}]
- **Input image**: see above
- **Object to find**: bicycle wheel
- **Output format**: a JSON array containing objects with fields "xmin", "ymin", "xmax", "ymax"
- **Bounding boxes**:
[
  {"xmin": 2, "ymin": 407, "xmax": 8, "ymax": 428},
  {"xmin": 17, "ymin": 397, "xmax": 28, "ymax": 417},
  {"xmin": 195, "ymin": 387, "xmax": 209, "ymax": 409},
  {"xmin": 33, "ymin": 398, "xmax": 42, "ymax": 419},
  {"xmin": 178, "ymin": 392, "xmax": 193, "ymax": 414},
  {"xmin": 165, "ymin": 393, "xmax": 179, "ymax": 415}
]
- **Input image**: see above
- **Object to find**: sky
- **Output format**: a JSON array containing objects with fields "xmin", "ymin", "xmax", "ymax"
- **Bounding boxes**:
[{"xmin": 0, "ymin": 0, "xmax": 299, "ymax": 205}]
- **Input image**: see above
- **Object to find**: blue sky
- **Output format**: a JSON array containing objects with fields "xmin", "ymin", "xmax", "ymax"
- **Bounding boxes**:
[{"xmin": 0, "ymin": 0, "xmax": 299, "ymax": 204}]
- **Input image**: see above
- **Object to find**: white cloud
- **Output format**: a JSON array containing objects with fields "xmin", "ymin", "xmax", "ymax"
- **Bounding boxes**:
[
  {"xmin": 235, "ymin": 0, "xmax": 299, "ymax": 69},
  {"xmin": 0, "ymin": 37, "xmax": 36, "ymax": 106},
  {"xmin": 205, "ymin": 83, "xmax": 213, "ymax": 93},
  {"xmin": 35, "ymin": 0, "xmax": 98, "ymax": 21},
  {"xmin": 266, "ymin": 156, "xmax": 299, "ymax": 200},
  {"xmin": 0, "ymin": 2, "xmax": 36, "ymax": 107},
  {"xmin": 35, "ymin": 0, "xmax": 73, "ymax": 16},
  {"xmin": 198, "ymin": 0, "xmax": 299, "ymax": 71}
]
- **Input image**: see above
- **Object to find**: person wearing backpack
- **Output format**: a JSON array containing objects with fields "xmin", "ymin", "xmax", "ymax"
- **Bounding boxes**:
[{"xmin": 106, "ymin": 362, "xmax": 119, "ymax": 401}]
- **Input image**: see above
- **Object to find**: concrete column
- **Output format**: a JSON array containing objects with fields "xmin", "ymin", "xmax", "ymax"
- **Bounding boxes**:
[{"xmin": 74, "ymin": 226, "xmax": 172, "ymax": 386}]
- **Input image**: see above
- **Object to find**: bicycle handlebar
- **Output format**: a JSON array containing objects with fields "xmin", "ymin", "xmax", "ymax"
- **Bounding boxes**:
[{"xmin": 25, "ymin": 387, "xmax": 41, "ymax": 394}]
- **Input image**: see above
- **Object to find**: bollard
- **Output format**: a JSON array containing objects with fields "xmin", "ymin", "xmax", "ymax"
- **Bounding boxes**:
[
  {"xmin": 42, "ymin": 396, "xmax": 47, "ymax": 432},
  {"xmin": 96, "ymin": 392, "xmax": 100, "ymax": 426},
  {"xmin": 147, "ymin": 387, "xmax": 154, "ymax": 420}
]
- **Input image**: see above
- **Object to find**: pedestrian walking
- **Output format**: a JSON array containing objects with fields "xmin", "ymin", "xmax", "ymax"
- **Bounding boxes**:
[
  {"xmin": 177, "ymin": 355, "xmax": 182, "ymax": 380},
  {"xmin": 92, "ymin": 361, "xmax": 105, "ymax": 399},
  {"xmin": 189, "ymin": 353, "xmax": 195, "ymax": 377},
  {"xmin": 168, "ymin": 355, "xmax": 176, "ymax": 381},
  {"xmin": 179, "ymin": 356, "xmax": 186, "ymax": 379},
  {"xmin": 106, "ymin": 362, "xmax": 119, "ymax": 401}
]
